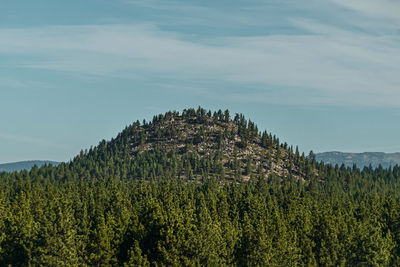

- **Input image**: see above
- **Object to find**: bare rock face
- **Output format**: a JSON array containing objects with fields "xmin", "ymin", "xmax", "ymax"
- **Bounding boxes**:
[{"xmin": 112, "ymin": 108, "xmax": 309, "ymax": 182}]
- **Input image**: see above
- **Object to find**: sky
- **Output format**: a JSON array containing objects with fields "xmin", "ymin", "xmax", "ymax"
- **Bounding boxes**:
[{"xmin": 1, "ymin": 0, "xmax": 400, "ymax": 163}]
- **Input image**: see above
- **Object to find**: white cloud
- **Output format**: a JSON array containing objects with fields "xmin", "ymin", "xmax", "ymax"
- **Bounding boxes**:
[
  {"xmin": 330, "ymin": 0, "xmax": 400, "ymax": 22},
  {"xmin": 0, "ymin": 1, "xmax": 399, "ymax": 107}
]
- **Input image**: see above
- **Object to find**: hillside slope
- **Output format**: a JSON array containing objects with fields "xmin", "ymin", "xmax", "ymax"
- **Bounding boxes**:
[{"xmin": 74, "ymin": 108, "xmax": 313, "ymax": 183}]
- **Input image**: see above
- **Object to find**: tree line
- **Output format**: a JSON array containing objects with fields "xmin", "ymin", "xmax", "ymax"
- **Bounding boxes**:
[{"xmin": 0, "ymin": 108, "xmax": 400, "ymax": 266}]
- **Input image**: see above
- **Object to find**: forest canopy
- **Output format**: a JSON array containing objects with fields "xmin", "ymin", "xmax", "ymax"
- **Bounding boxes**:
[{"xmin": 0, "ymin": 108, "xmax": 399, "ymax": 266}]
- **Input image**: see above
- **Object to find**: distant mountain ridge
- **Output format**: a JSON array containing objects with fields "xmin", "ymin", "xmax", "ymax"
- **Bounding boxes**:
[
  {"xmin": 315, "ymin": 151, "xmax": 400, "ymax": 169},
  {"xmin": 0, "ymin": 160, "xmax": 60, "ymax": 172}
]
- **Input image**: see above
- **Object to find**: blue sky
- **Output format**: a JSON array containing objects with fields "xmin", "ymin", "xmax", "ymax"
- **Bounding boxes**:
[{"xmin": 1, "ymin": 0, "xmax": 400, "ymax": 162}]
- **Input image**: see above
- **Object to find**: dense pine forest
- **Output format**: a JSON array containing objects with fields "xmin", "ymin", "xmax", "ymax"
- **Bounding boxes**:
[{"xmin": 1, "ymin": 107, "xmax": 400, "ymax": 266}]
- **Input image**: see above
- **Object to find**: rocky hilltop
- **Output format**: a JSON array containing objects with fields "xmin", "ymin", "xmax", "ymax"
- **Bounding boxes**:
[{"xmin": 75, "ymin": 107, "xmax": 314, "ymax": 183}]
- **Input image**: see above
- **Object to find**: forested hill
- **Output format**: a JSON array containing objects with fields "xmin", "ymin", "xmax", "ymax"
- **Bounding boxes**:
[
  {"xmin": 92, "ymin": 107, "xmax": 312, "ymax": 182},
  {"xmin": 2, "ymin": 107, "xmax": 316, "ymax": 184},
  {"xmin": 0, "ymin": 160, "xmax": 59, "ymax": 172},
  {"xmin": 316, "ymin": 151, "xmax": 400, "ymax": 169},
  {"xmin": 1, "ymin": 107, "xmax": 400, "ymax": 266}
]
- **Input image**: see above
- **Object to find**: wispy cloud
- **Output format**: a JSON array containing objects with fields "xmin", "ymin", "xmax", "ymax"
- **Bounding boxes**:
[
  {"xmin": 0, "ymin": 132, "xmax": 72, "ymax": 151},
  {"xmin": 330, "ymin": 0, "xmax": 400, "ymax": 22},
  {"xmin": 0, "ymin": 77, "xmax": 51, "ymax": 89},
  {"xmin": 0, "ymin": 0, "xmax": 399, "ymax": 107}
]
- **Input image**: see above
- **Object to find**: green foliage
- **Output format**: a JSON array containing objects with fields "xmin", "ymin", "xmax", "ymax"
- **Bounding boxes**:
[{"xmin": 0, "ymin": 108, "xmax": 400, "ymax": 265}]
